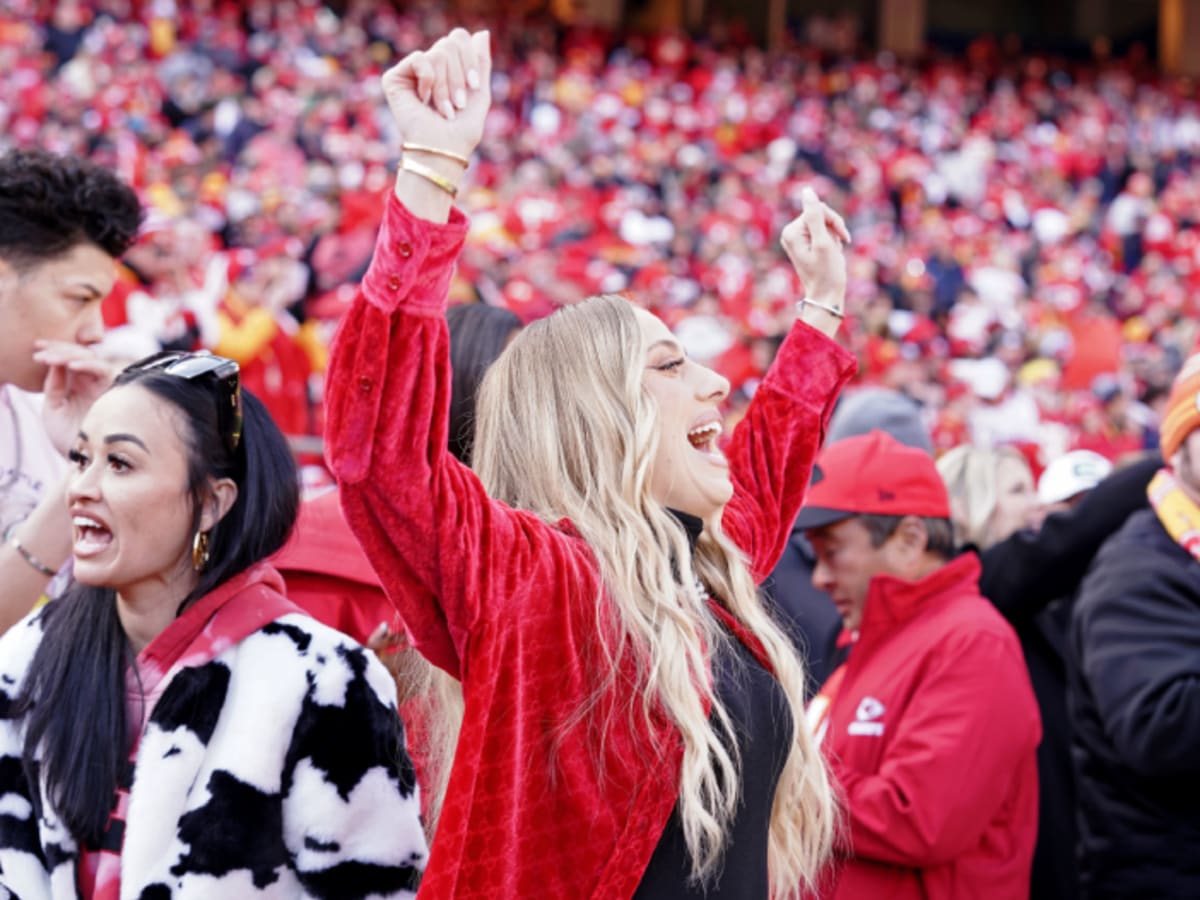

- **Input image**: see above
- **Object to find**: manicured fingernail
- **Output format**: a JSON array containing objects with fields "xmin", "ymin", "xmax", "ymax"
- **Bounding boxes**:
[
  {"xmin": 440, "ymin": 100, "xmax": 456, "ymax": 119},
  {"xmin": 467, "ymin": 69, "xmax": 480, "ymax": 89},
  {"xmin": 454, "ymin": 88, "xmax": 467, "ymax": 109}
]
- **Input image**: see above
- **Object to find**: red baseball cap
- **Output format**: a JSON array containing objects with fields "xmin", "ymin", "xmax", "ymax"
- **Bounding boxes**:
[{"xmin": 796, "ymin": 430, "xmax": 951, "ymax": 530}]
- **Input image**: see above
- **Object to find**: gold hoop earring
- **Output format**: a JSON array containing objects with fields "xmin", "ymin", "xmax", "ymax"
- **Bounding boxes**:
[{"xmin": 192, "ymin": 530, "xmax": 210, "ymax": 572}]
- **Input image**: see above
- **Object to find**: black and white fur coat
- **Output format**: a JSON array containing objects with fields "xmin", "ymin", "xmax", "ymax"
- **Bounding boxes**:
[{"xmin": 0, "ymin": 604, "xmax": 427, "ymax": 899}]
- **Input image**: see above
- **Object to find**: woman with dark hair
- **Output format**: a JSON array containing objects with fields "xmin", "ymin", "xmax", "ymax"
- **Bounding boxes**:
[
  {"xmin": 445, "ymin": 302, "xmax": 521, "ymax": 464},
  {"xmin": 0, "ymin": 352, "xmax": 426, "ymax": 899}
]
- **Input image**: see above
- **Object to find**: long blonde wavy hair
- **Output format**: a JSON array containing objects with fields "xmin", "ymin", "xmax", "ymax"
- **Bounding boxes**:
[{"xmin": 470, "ymin": 294, "xmax": 836, "ymax": 896}]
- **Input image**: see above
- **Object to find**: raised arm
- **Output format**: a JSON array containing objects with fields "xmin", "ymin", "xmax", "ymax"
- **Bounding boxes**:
[
  {"xmin": 324, "ymin": 31, "xmax": 593, "ymax": 678},
  {"xmin": 979, "ymin": 454, "xmax": 1159, "ymax": 624},
  {"xmin": 721, "ymin": 190, "xmax": 857, "ymax": 579}
]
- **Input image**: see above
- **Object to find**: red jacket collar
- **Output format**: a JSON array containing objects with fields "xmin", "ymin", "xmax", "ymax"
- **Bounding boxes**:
[
  {"xmin": 138, "ymin": 561, "xmax": 293, "ymax": 674},
  {"xmin": 858, "ymin": 552, "xmax": 982, "ymax": 638}
]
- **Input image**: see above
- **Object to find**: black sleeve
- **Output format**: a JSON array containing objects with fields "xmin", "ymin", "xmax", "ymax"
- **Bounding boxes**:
[
  {"xmin": 762, "ymin": 535, "xmax": 844, "ymax": 694},
  {"xmin": 977, "ymin": 454, "xmax": 1161, "ymax": 624},
  {"xmin": 1074, "ymin": 536, "xmax": 1200, "ymax": 777}
]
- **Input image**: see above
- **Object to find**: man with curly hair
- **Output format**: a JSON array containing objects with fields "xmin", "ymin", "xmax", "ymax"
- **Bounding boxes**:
[{"xmin": 0, "ymin": 149, "xmax": 141, "ymax": 633}]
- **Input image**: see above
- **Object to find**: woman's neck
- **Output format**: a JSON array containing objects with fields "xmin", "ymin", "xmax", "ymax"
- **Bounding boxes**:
[
  {"xmin": 116, "ymin": 571, "xmax": 197, "ymax": 655},
  {"xmin": 116, "ymin": 602, "xmax": 176, "ymax": 655}
]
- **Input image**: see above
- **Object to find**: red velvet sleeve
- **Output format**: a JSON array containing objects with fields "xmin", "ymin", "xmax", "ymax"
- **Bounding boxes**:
[
  {"xmin": 720, "ymin": 322, "xmax": 857, "ymax": 581},
  {"xmin": 324, "ymin": 194, "xmax": 596, "ymax": 680}
]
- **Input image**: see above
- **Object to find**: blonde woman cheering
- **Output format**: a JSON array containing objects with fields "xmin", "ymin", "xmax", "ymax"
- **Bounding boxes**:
[{"xmin": 325, "ymin": 29, "xmax": 854, "ymax": 899}]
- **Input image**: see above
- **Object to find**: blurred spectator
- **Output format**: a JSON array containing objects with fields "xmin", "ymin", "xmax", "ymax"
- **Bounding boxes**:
[
  {"xmin": 213, "ymin": 242, "xmax": 317, "ymax": 438},
  {"xmin": 102, "ymin": 212, "xmax": 223, "ymax": 358},
  {"xmin": 1068, "ymin": 357, "xmax": 1200, "ymax": 898},
  {"xmin": 800, "ymin": 431, "xmax": 1040, "ymax": 900},
  {"xmin": 937, "ymin": 444, "xmax": 1040, "ymax": 549},
  {"xmin": 939, "ymin": 442, "xmax": 1158, "ymax": 900},
  {"xmin": 445, "ymin": 301, "xmax": 522, "ymax": 465},
  {"xmin": 2, "ymin": 1, "xmax": 1194, "ymax": 457},
  {"xmin": 0, "ymin": 148, "xmax": 141, "ymax": 633},
  {"xmin": 1037, "ymin": 448, "xmax": 1112, "ymax": 513}
]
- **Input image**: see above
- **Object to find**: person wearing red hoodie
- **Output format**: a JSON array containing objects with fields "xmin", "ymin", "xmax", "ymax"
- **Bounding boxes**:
[{"xmin": 801, "ymin": 430, "xmax": 1041, "ymax": 900}]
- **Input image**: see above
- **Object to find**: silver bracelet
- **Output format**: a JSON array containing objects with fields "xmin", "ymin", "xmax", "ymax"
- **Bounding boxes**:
[
  {"xmin": 9, "ymin": 535, "xmax": 57, "ymax": 577},
  {"xmin": 798, "ymin": 296, "xmax": 845, "ymax": 319}
]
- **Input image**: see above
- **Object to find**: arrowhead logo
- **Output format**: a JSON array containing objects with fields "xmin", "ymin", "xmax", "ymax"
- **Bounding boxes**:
[{"xmin": 848, "ymin": 696, "xmax": 886, "ymax": 737}]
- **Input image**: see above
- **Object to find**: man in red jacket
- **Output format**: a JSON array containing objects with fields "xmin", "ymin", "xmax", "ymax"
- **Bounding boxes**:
[{"xmin": 800, "ymin": 430, "xmax": 1041, "ymax": 900}]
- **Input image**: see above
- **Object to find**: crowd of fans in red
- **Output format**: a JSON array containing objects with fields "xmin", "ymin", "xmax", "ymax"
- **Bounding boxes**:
[{"xmin": 5, "ymin": 0, "xmax": 1197, "ymax": 475}]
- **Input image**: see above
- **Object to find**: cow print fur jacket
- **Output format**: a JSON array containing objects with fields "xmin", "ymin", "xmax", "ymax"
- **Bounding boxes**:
[{"xmin": 0, "ymin": 603, "xmax": 426, "ymax": 899}]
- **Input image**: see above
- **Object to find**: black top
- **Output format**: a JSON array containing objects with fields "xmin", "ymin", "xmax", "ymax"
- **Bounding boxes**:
[
  {"xmin": 763, "ymin": 531, "xmax": 843, "ymax": 694},
  {"xmin": 634, "ymin": 511, "xmax": 795, "ymax": 898},
  {"xmin": 976, "ymin": 454, "xmax": 1157, "ymax": 900}
]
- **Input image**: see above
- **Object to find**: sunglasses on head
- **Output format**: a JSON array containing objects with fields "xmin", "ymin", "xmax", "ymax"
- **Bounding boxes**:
[{"xmin": 123, "ymin": 351, "xmax": 243, "ymax": 454}]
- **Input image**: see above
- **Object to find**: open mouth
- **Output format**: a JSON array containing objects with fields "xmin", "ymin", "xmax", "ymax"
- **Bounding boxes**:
[
  {"xmin": 687, "ymin": 421, "xmax": 723, "ymax": 456},
  {"xmin": 73, "ymin": 515, "xmax": 113, "ymax": 556}
]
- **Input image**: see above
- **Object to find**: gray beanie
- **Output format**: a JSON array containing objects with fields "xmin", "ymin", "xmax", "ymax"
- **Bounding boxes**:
[{"xmin": 827, "ymin": 388, "xmax": 933, "ymax": 455}]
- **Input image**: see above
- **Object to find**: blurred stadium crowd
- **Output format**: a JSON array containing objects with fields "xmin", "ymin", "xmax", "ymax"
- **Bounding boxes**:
[{"xmin": 5, "ymin": 0, "xmax": 1198, "ymax": 472}]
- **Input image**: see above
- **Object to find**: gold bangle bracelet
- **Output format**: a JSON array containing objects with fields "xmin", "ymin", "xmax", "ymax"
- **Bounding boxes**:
[
  {"xmin": 400, "ymin": 156, "xmax": 459, "ymax": 198},
  {"xmin": 9, "ymin": 536, "xmax": 57, "ymax": 577},
  {"xmin": 401, "ymin": 142, "xmax": 470, "ymax": 167}
]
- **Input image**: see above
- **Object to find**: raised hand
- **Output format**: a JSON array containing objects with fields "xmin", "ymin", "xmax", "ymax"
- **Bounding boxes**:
[
  {"xmin": 33, "ymin": 340, "xmax": 118, "ymax": 456},
  {"xmin": 781, "ymin": 187, "xmax": 850, "ymax": 334},
  {"xmin": 383, "ymin": 29, "xmax": 492, "ymax": 163}
]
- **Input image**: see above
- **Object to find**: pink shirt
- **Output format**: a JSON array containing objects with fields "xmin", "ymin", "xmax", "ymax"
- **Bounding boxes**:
[{"xmin": 0, "ymin": 385, "xmax": 67, "ymax": 541}]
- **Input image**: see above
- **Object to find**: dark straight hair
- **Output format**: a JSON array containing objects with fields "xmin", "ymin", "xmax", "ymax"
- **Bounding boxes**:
[
  {"xmin": 446, "ymin": 302, "xmax": 521, "ymax": 465},
  {"xmin": 17, "ymin": 372, "xmax": 298, "ymax": 847}
]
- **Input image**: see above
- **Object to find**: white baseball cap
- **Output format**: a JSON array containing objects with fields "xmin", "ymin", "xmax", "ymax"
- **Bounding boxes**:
[{"xmin": 1037, "ymin": 450, "xmax": 1113, "ymax": 505}]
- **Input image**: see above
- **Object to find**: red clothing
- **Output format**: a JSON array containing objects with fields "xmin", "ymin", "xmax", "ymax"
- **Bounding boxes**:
[
  {"xmin": 272, "ymin": 488, "xmax": 442, "ymax": 822},
  {"xmin": 216, "ymin": 295, "xmax": 313, "ymax": 438},
  {"xmin": 273, "ymin": 489, "xmax": 396, "ymax": 644},
  {"xmin": 324, "ymin": 195, "xmax": 856, "ymax": 899},
  {"xmin": 822, "ymin": 554, "xmax": 1041, "ymax": 900}
]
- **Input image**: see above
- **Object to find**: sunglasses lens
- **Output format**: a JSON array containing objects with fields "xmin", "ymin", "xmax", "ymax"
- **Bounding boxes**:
[
  {"xmin": 126, "ymin": 350, "xmax": 188, "ymax": 373},
  {"xmin": 163, "ymin": 355, "xmax": 232, "ymax": 380}
]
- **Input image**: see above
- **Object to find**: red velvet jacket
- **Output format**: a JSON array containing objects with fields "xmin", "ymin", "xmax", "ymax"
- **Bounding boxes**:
[
  {"xmin": 324, "ymin": 195, "xmax": 856, "ymax": 899},
  {"xmin": 822, "ymin": 554, "xmax": 1041, "ymax": 900}
]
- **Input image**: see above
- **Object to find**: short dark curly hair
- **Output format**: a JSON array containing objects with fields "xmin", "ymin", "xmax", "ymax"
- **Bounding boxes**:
[{"xmin": 0, "ymin": 149, "xmax": 142, "ymax": 270}]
